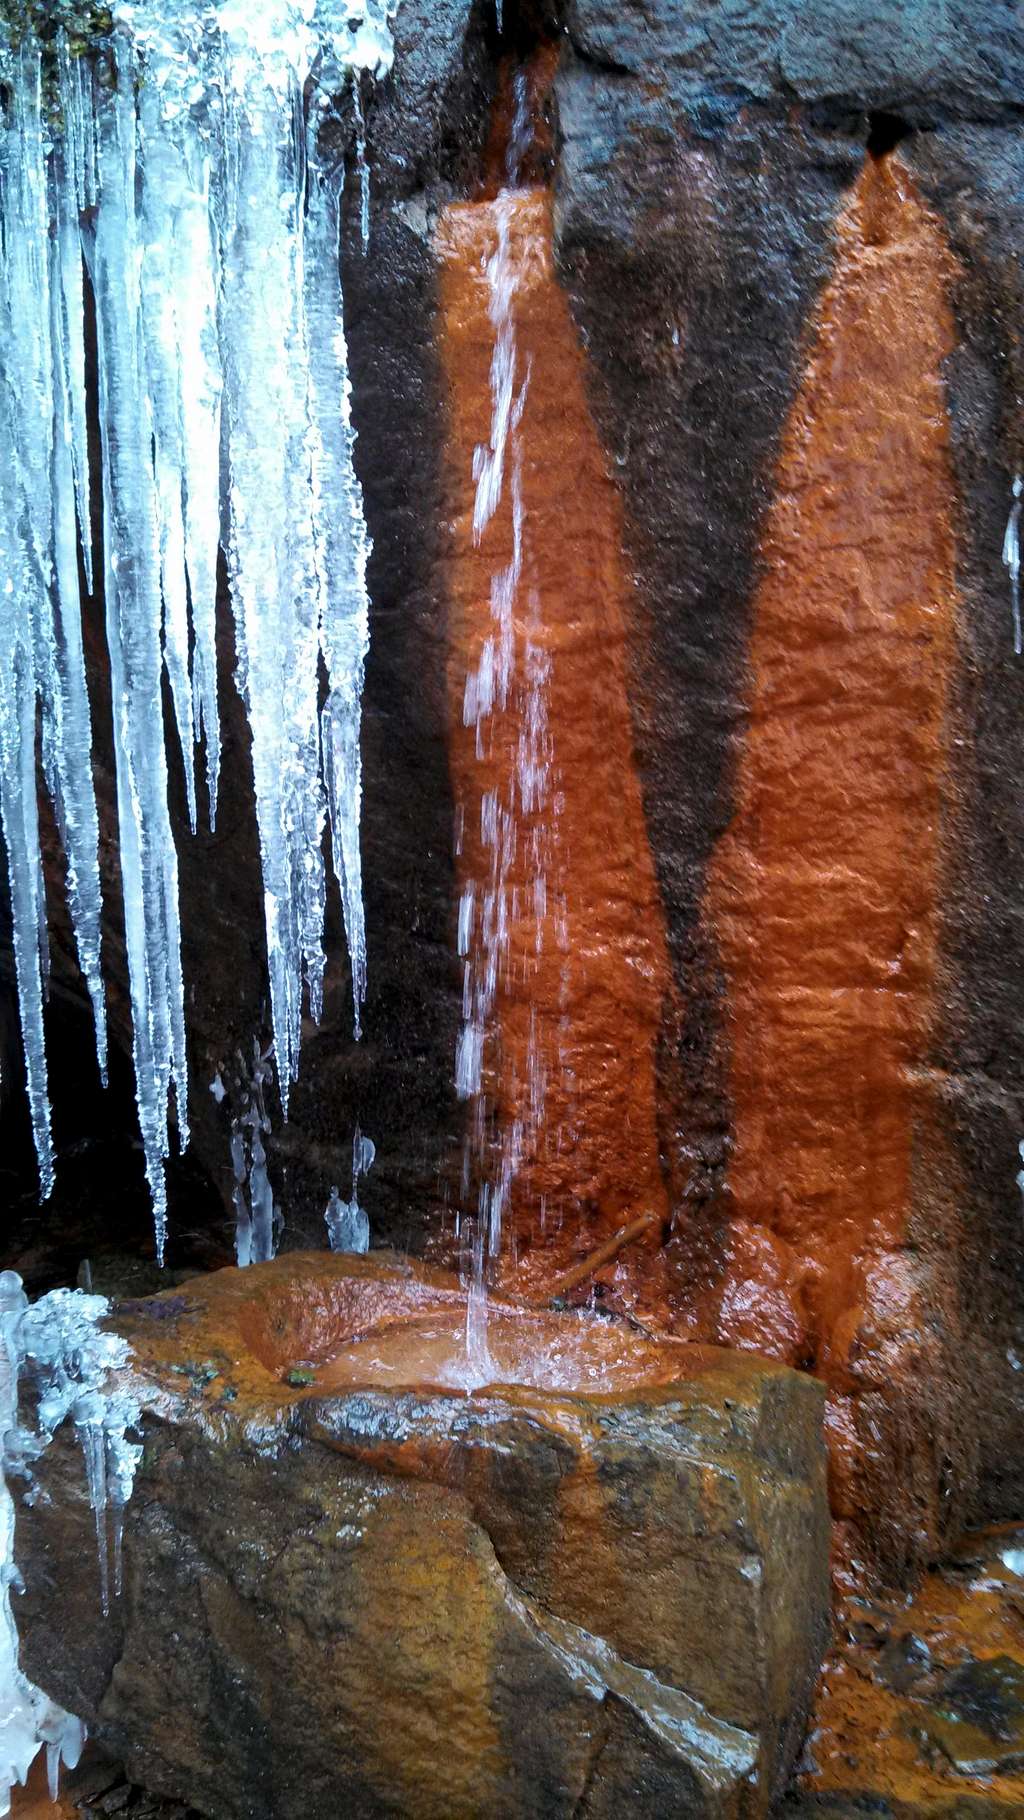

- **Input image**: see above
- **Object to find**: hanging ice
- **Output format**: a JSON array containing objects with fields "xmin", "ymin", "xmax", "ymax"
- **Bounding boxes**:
[
  {"xmin": 1004, "ymin": 474, "xmax": 1022, "ymax": 657},
  {"xmin": 324, "ymin": 1124, "xmax": 375, "ymax": 1253},
  {"xmin": 0, "ymin": 1271, "xmax": 142, "ymax": 1814},
  {"xmin": 0, "ymin": 0, "xmax": 397, "ymax": 1260},
  {"xmin": 229, "ymin": 1041, "xmax": 282, "ymax": 1268},
  {"xmin": 0, "ymin": 42, "xmax": 108, "ymax": 1203}
]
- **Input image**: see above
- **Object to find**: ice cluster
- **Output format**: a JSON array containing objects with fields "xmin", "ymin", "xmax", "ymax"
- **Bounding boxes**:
[
  {"xmin": 0, "ymin": 0, "xmax": 396, "ymax": 1260},
  {"xmin": 0, "ymin": 1271, "xmax": 142, "ymax": 1814}
]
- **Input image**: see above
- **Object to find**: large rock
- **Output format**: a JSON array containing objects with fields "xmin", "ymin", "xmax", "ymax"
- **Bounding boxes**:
[{"xmin": 16, "ymin": 1256, "xmax": 830, "ymax": 1819}]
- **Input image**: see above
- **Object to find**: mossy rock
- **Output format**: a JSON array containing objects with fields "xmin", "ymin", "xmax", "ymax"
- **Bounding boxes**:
[
  {"xmin": 0, "ymin": 1, "xmax": 113, "ymax": 118},
  {"xmin": 0, "ymin": 2, "xmax": 113, "ymax": 57}
]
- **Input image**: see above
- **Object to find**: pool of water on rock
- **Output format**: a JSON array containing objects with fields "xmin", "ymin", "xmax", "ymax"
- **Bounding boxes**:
[{"xmin": 123, "ymin": 1253, "xmax": 699, "ymax": 1403}]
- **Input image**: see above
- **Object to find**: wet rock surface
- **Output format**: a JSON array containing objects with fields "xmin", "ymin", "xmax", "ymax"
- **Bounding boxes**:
[
  {"xmin": 787, "ymin": 1526, "xmax": 1024, "ymax": 1816},
  {"xmin": 553, "ymin": 0, "xmax": 1024, "ymax": 1578},
  {"xmin": 15, "ymin": 1255, "xmax": 829, "ymax": 1820},
  {"xmin": 0, "ymin": 0, "xmax": 1021, "ymax": 1597}
]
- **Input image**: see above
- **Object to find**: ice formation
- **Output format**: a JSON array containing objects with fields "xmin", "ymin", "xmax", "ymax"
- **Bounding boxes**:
[
  {"xmin": 230, "ymin": 1041, "xmax": 282, "ymax": 1268},
  {"xmin": 0, "ymin": 1, "xmax": 394, "ymax": 1261},
  {"xmin": 324, "ymin": 1124, "xmax": 375, "ymax": 1253},
  {"xmin": 1004, "ymin": 474, "xmax": 1022, "ymax": 656},
  {"xmin": 0, "ymin": 1271, "xmax": 142, "ymax": 1813}
]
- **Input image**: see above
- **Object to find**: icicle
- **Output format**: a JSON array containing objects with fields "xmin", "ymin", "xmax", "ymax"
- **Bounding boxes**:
[
  {"xmin": 219, "ymin": 46, "xmax": 327, "ymax": 1106},
  {"xmin": 48, "ymin": 140, "xmax": 108, "ymax": 1083},
  {"xmin": 55, "ymin": 37, "xmax": 94, "ymax": 599},
  {"xmin": 230, "ymin": 1043, "xmax": 281, "ymax": 1267},
  {"xmin": 86, "ymin": 38, "xmax": 189, "ymax": 1265},
  {"xmin": 135, "ymin": 23, "xmax": 227, "ymax": 832},
  {"xmin": 1004, "ymin": 474, "xmax": 1022, "ymax": 657},
  {"xmin": 20, "ymin": 1286, "xmax": 143, "ymax": 1614},
  {"xmin": 324, "ymin": 1123, "xmax": 375, "ymax": 1252},
  {"xmin": 138, "ymin": 83, "xmax": 198, "ymax": 834},
  {"xmin": 351, "ymin": 73, "xmax": 371, "ymax": 252},
  {"xmin": 1, "ymin": 1, "xmax": 399, "ymax": 1260},
  {"xmin": 177, "ymin": 149, "xmax": 224, "ymax": 827},
  {"xmin": 306, "ymin": 117, "xmax": 372, "ymax": 1041},
  {"xmin": 0, "ymin": 44, "xmax": 58, "ymax": 1199}
]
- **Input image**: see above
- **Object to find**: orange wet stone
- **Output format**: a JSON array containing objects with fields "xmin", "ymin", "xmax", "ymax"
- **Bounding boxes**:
[
  {"xmin": 706, "ymin": 156, "xmax": 959, "ymax": 1391},
  {"xmin": 436, "ymin": 184, "xmax": 672, "ymax": 1304}
]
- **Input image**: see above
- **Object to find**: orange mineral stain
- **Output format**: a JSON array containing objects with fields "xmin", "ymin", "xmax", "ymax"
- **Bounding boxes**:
[
  {"xmin": 707, "ymin": 157, "xmax": 959, "ymax": 1372},
  {"xmin": 436, "ymin": 187, "xmax": 671, "ymax": 1302}
]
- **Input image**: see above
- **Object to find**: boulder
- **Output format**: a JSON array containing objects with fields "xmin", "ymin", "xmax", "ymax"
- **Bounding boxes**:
[{"xmin": 15, "ymin": 1255, "xmax": 830, "ymax": 1819}]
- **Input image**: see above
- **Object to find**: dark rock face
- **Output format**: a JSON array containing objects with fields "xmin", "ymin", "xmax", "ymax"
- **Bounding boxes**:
[
  {"xmin": 561, "ymin": 0, "xmax": 1024, "ymax": 128},
  {"xmin": 906, "ymin": 128, "xmax": 1024, "ymax": 1534},
  {"xmin": 16, "ymin": 1256, "xmax": 830, "ymax": 1820},
  {"xmin": 552, "ymin": 0, "xmax": 1024, "ymax": 1577}
]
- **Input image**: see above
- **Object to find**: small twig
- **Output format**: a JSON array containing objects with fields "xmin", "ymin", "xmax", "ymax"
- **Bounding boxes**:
[{"xmin": 546, "ymin": 1211, "xmax": 660, "ymax": 1304}]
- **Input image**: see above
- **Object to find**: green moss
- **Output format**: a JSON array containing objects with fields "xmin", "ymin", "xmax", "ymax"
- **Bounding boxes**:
[
  {"xmin": 0, "ymin": 0, "xmax": 114, "ymax": 119},
  {"xmin": 0, "ymin": 1, "xmax": 114, "ymax": 56}
]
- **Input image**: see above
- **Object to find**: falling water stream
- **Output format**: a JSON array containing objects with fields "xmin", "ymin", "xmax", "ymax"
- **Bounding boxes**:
[
  {"xmin": 440, "ymin": 57, "xmax": 672, "ymax": 1373},
  {"xmin": 455, "ymin": 73, "xmax": 559, "ymax": 1377}
]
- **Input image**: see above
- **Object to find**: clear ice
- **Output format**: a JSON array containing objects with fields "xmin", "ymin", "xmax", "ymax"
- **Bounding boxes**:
[
  {"xmin": 1005, "ymin": 474, "xmax": 1022, "ymax": 657},
  {"xmin": 0, "ymin": 1271, "xmax": 142, "ymax": 1814},
  {"xmin": 324, "ymin": 1125, "xmax": 375, "ymax": 1253},
  {"xmin": 0, "ymin": 2, "xmax": 396, "ymax": 1259},
  {"xmin": 230, "ymin": 1041, "xmax": 282, "ymax": 1268}
]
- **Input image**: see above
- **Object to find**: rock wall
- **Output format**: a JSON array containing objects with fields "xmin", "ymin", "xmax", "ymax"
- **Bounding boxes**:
[
  {"xmin": 3, "ymin": 0, "xmax": 1024, "ymax": 1580},
  {"xmin": 549, "ymin": 0, "xmax": 1024, "ymax": 1577}
]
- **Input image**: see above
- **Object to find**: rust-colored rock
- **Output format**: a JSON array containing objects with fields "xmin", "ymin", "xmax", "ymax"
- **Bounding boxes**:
[
  {"xmin": 436, "ymin": 187, "xmax": 671, "ymax": 1303},
  {"xmin": 703, "ymin": 155, "xmax": 962, "ymax": 1571},
  {"xmin": 16, "ymin": 1256, "xmax": 830, "ymax": 1820},
  {"xmin": 787, "ymin": 1526, "xmax": 1024, "ymax": 1817}
]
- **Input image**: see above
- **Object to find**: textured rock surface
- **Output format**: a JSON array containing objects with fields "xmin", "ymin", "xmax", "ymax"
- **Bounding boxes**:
[
  {"xmin": 15, "ymin": 1256, "xmax": 830, "ymax": 1820},
  {"xmin": 703, "ymin": 154, "xmax": 962, "ymax": 1577},
  {"xmin": 437, "ymin": 178, "xmax": 671, "ymax": 1295},
  {"xmin": 553, "ymin": 0, "xmax": 1024, "ymax": 1576},
  {"xmin": 785, "ymin": 1525, "xmax": 1024, "ymax": 1816},
  {"xmin": 1, "ymin": 0, "xmax": 1023, "ymax": 1587}
]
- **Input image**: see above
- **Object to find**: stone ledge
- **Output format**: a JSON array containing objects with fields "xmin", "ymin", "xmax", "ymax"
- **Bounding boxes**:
[{"xmin": 15, "ymin": 1255, "xmax": 830, "ymax": 1819}]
